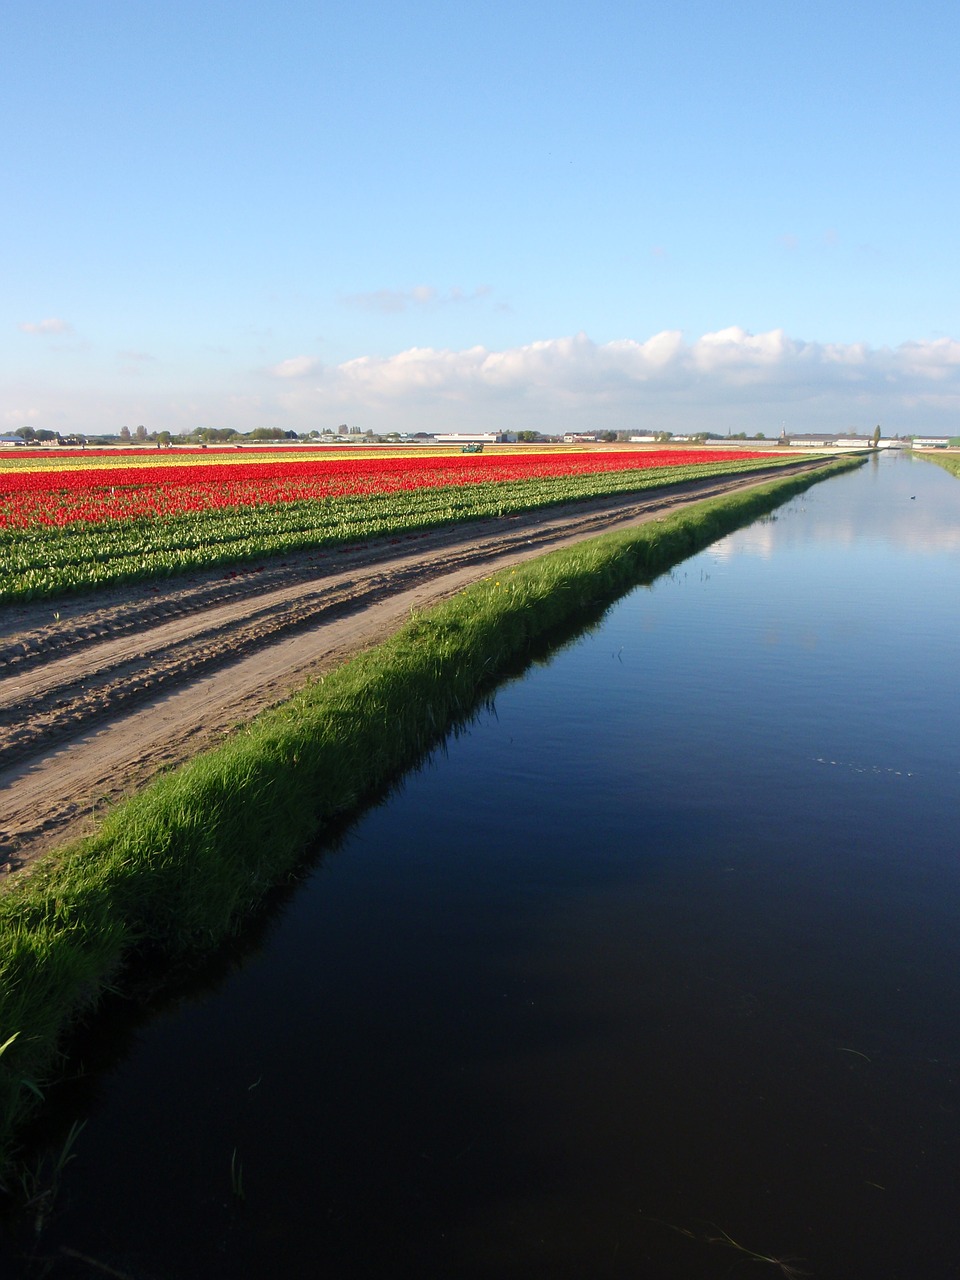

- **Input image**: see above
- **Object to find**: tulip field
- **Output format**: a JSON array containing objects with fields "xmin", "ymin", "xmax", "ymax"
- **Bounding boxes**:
[{"xmin": 0, "ymin": 445, "xmax": 786, "ymax": 601}]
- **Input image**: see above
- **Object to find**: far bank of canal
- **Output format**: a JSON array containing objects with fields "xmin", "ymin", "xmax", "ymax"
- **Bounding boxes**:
[{"xmin": 5, "ymin": 452, "xmax": 960, "ymax": 1279}]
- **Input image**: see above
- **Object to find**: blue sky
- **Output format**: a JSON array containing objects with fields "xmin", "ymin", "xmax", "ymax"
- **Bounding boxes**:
[{"xmin": 3, "ymin": 0, "xmax": 959, "ymax": 436}]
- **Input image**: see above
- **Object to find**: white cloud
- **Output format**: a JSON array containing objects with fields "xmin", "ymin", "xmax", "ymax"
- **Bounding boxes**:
[
  {"xmin": 19, "ymin": 317, "xmax": 74, "ymax": 336},
  {"xmin": 266, "ymin": 328, "xmax": 960, "ymax": 434},
  {"xmin": 117, "ymin": 349, "xmax": 159, "ymax": 377},
  {"xmin": 691, "ymin": 327, "xmax": 799, "ymax": 381},
  {"xmin": 338, "ymin": 284, "xmax": 491, "ymax": 313},
  {"xmin": 6, "ymin": 327, "xmax": 960, "ymax": 437},
  {"xmin": 269, "ymin": 355, "xmax": 323, "ymax": 379},
  {"xmin": 894, "ymin": 337, "xmax": 960, "ymax": 379}
]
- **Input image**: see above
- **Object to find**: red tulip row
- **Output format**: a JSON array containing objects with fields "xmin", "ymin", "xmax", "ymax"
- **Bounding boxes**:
[{"xmin": 0, "ymin": 449, "xmax": 771, "ymax": 530}]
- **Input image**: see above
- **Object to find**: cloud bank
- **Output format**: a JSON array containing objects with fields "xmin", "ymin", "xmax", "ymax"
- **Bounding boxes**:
[
  {"xmin": 266, "ymin": 328, "xmax": 960, "ymax": 435},
  {"xmin": 5, "ymin": 327, "xmax": 959, "ymax": 436},
  {"xmin": 19, "ymin": 317, "xmax": 74, "ymax": 336}
]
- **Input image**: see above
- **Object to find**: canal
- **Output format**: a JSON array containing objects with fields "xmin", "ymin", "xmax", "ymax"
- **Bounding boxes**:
[{"xmin": 7, "ymin": 452, "xmax": 960, "ymax": 1278}]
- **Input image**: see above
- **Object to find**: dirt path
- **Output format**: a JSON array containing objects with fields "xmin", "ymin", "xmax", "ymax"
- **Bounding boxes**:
[{"xmin": 0, "ymin": 463, "xmax": 826, "ymax": 871}]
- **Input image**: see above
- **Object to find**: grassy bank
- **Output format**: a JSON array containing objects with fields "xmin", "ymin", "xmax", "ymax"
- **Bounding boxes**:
[
  {"xmin": 915, "ymin": 451, "xmax": 960, "ymax": 478},
  {"xmin": 0, "ymin": 456, "xmax": 861, "ymax": 1171}
]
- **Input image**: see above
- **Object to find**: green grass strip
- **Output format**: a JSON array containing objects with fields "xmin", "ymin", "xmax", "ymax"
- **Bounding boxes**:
[
  {"xmin": 0, "ymin": 455, "xmax": 861, "ymax": 1168},
  {"xmin": 914, "ymin": 451, "xmax": 960, "ymax": 478}
]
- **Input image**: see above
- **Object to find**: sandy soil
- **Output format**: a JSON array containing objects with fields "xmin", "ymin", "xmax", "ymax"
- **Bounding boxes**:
[{"xmin": 0, "ymin": 462, "xmax": 825, "ymax": 873}]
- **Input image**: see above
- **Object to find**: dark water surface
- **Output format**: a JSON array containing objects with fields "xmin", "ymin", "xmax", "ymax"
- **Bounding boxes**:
[{"xmin": 8, "ymin": 454, "xmax": 960, "ymax": 1278}]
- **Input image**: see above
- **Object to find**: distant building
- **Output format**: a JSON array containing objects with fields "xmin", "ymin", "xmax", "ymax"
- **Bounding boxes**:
[
  {"xmin": 779, "ymin": 436, "xmax": 834, "ymax": 448},
  {"xmin": 435, "ymin": 432, "xmax": 512, "ymax": 444},
  {"xmin": 779, "ymin": 433, "xmax": 907, "ymax": 450},
  {"xmin": 700, "ymin": 437, "xmax": 785, "ymax": 447},
  {"xmin": 776, "ymin": 434, "xmax": 871, "ymax": 449},
  {"xmin": 912, "ymin": 437, "xmax": 950, "ymax": 449}
]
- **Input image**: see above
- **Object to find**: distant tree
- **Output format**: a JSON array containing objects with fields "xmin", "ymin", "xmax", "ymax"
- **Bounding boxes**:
[
  {"xmin": 755, "ymin": 432, "xmax": 765, "ymax": 440},
  {"xmin": 872, "ymin": 424, "xmax": 881, "ymax": 448},
  {"xmin": 134, "ymin": 424, "xmax": 148, "ymax": 442},
  {"xmin": 15, "ymin": 426, "xmax": 36, "ymax": 441},
  {"xmin": 187, "ymin": 427, "xmax": 239, "ymax": 442},
  {"xmin": 655, "ymin": 431, "xmax": 673, "ymax": 442},
  {"xmin": 516, "ymin": 430, "xmax": 540, "ymax": 442},
  {"xmin": 156, "ymin": 431, "xmax": 172, "ymax": 446},
  {"xmin": 119, "ymin": 426, "xmax": 131, "ymax": 442},
  {"xmin": 35, "ymin": 429, "xmax": 57, "ymax": 441},
  {"xmin": 599, "ymin": 430, "xmax": 618, "ymax": 442}
]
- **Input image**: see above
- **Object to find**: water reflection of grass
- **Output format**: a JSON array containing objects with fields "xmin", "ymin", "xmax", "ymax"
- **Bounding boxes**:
[
  {"xmin": 647, "ymin": 1214, "xmax": 810, "ymax": 1277},
  {"xmin": 916, "ymin": 450, "xmax": 960, "ymax": 478},
  {"xmin": 0, "ymin": 456, "xmax": 860, "ymax": 1178}
]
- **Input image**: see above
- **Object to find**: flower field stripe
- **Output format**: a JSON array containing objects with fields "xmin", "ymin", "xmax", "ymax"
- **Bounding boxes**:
[
  {"xmin": 0, "ymin": 446, "xmax": 449, "ymax": 475},
  {"xmin": 0, "ymin": 449, "xmax": 778, "ymax": 531},
  {"xmin": 0, "ymin": 452, "xmax": 796, "ymax": 602},
  {"xmin": 0, "ymin": 442, "xmax": 598, "ymax": 474}
]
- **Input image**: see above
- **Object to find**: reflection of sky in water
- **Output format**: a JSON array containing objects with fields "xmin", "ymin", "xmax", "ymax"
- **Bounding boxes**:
[
  {"xmin": 542, "ymin": 450, "xmax": 960, "ymax": 794},
  {"xmin": 712, "ymin": 453, "xmax": 960, "ymax": 558},
  {"xmin": 683, "ymin": 455, "xmax": 960, "ymax": 674}
]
